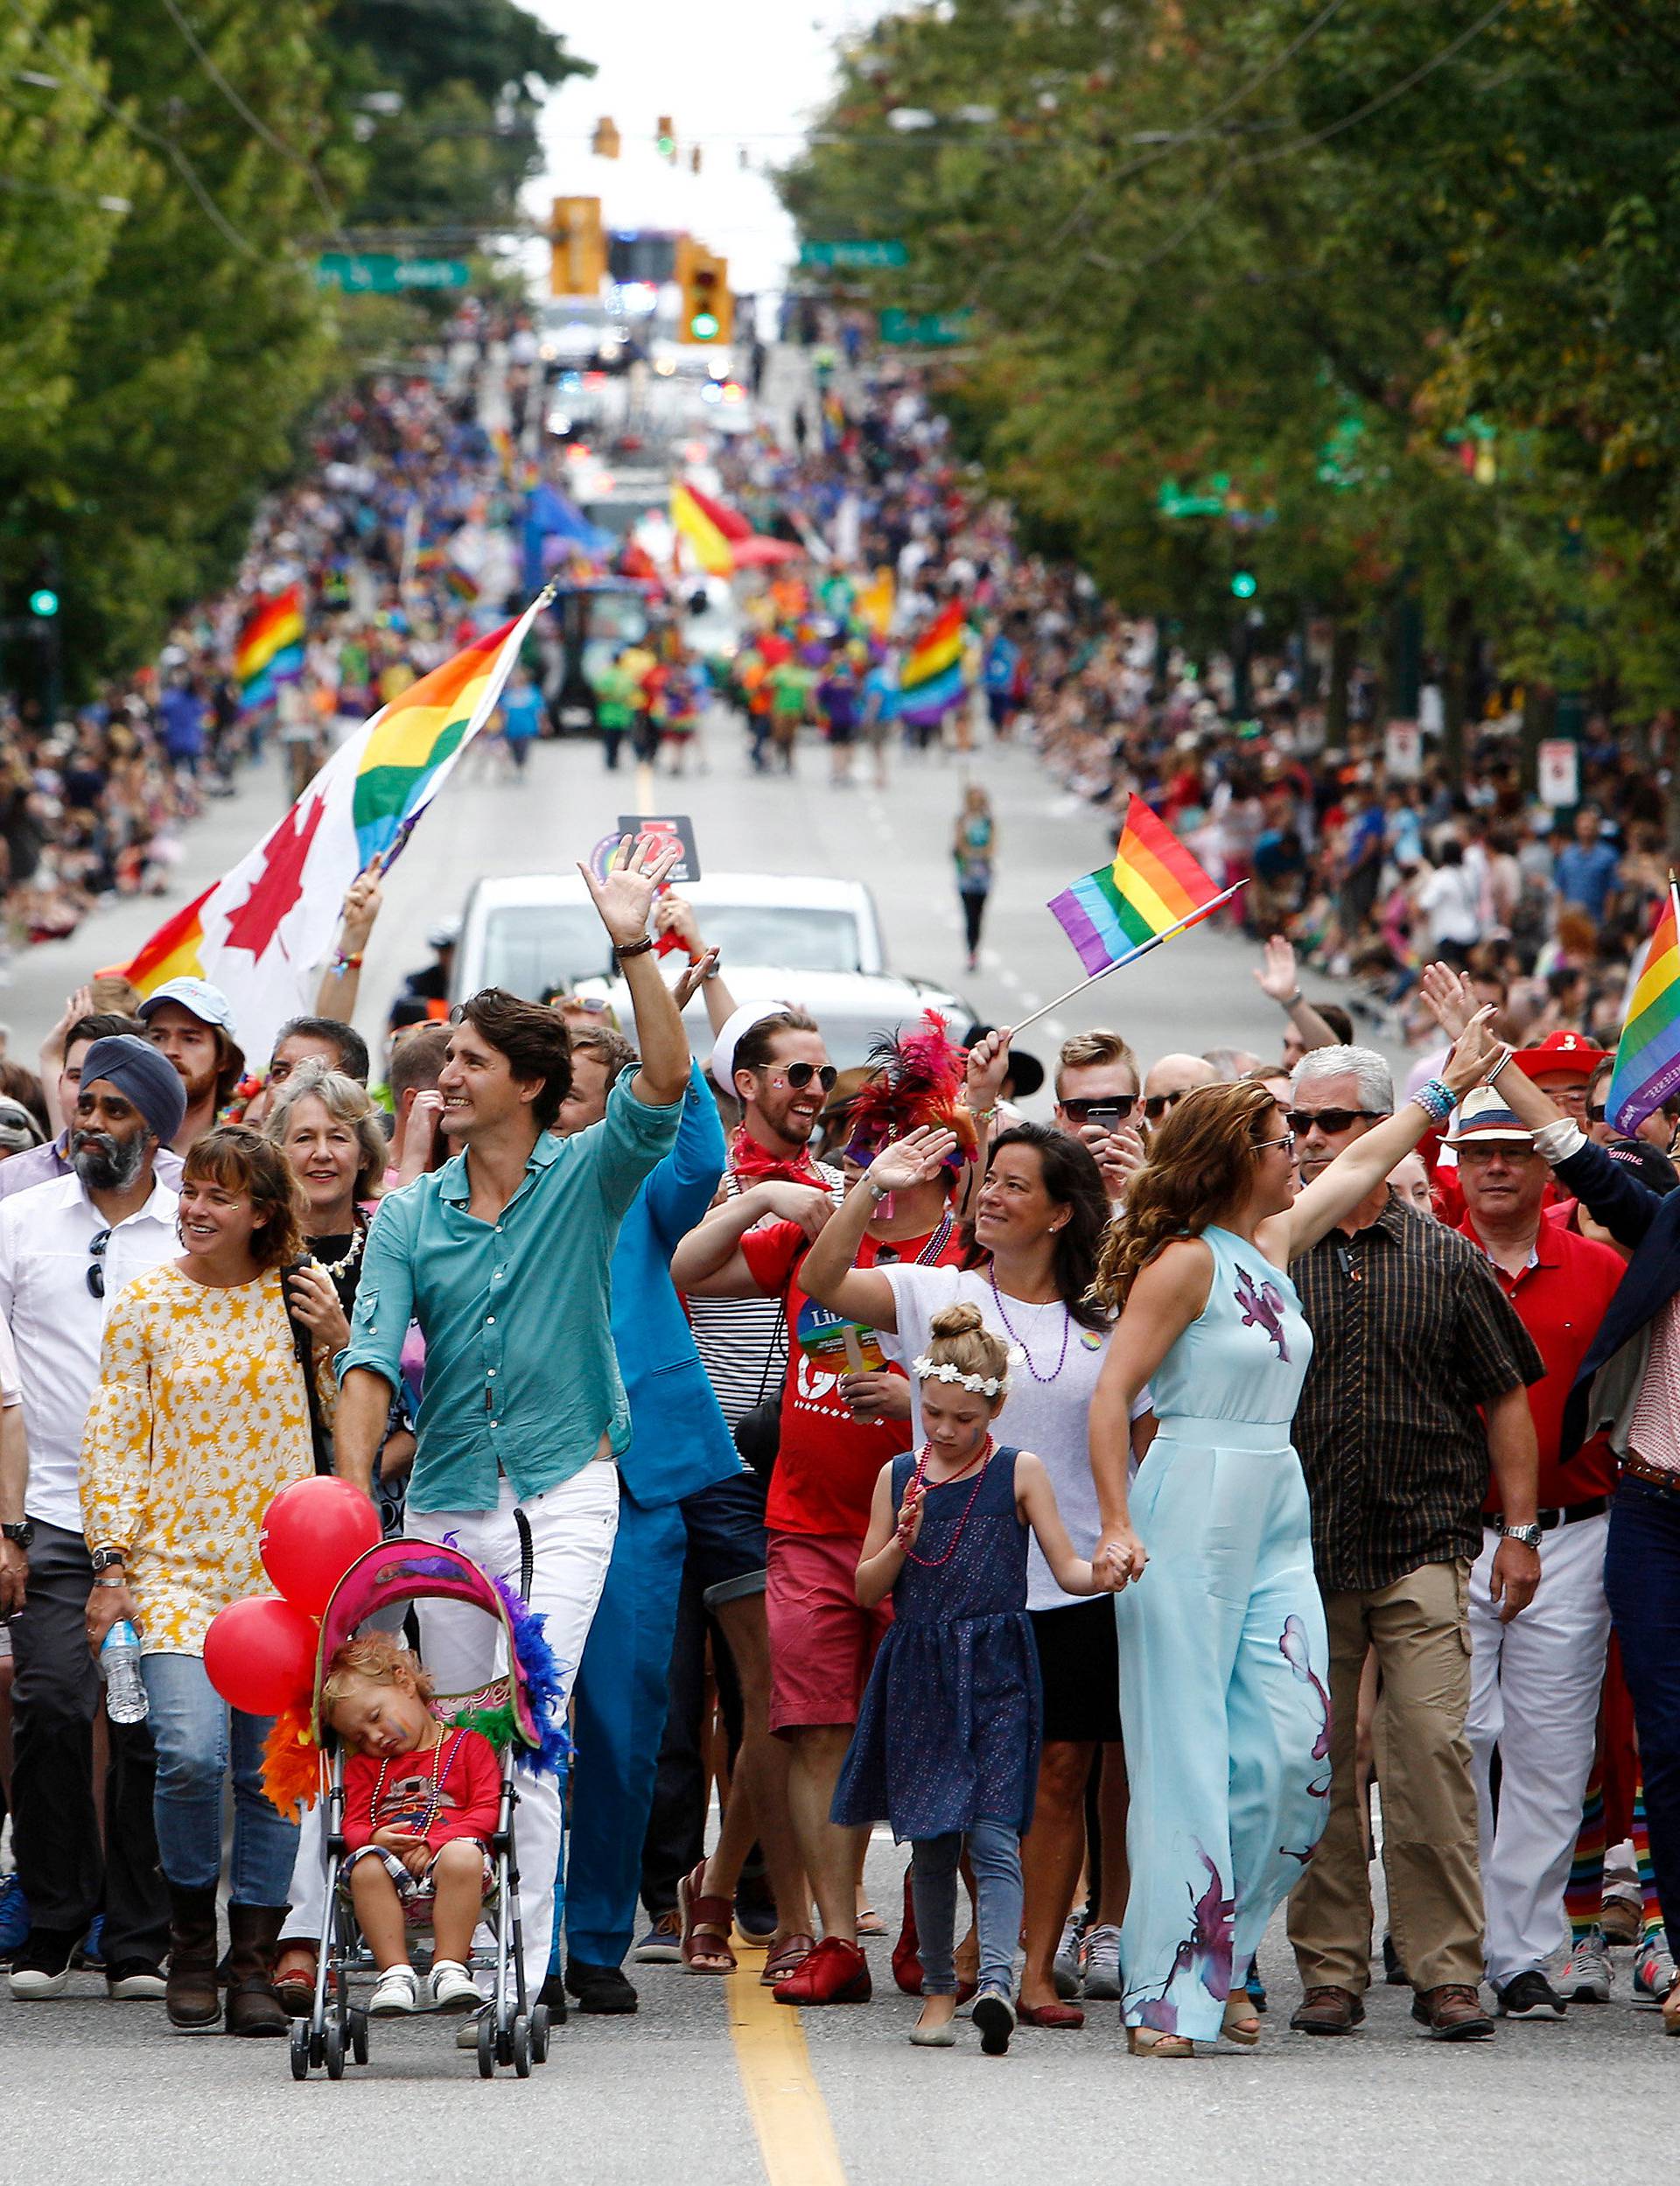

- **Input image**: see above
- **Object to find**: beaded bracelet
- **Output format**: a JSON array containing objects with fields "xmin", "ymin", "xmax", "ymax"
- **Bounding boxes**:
[
  {"xmin": 332, "ymin": 949, "xmax": 364, "ymax": 973},
  {"xmin": 1411, "ymin": 1077, "xmax": 1454, "ymax": 1125}
]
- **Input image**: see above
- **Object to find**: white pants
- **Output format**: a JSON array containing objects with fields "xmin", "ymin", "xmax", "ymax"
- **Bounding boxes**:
[
  {"xmin": 405, "ymin": 1467, "xmax": 618, "ymax": 1993},
  {"xmin": 1466, "ymin": 1512, "xmax": 1610, "ymax": 1986}
]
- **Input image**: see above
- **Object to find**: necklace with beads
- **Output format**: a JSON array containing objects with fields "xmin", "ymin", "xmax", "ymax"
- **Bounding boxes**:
[
  {"xmin": 308, "ymin": 1221, "xmax": 366, "ymax": 1283},
  {"xmin": 986, "ymin": 1268, "xmax": 1071, "ymax": 1383},
  {"xmin": 372, "ymin": 1721, "xmax": 458, "ymax": 1838},
  {"xmin": 898, "ymin": 1435, "xmax": 995, "ymax": 1568}
]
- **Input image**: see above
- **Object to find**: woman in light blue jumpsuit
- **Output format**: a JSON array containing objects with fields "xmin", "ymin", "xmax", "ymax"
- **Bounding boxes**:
[{"xmin": 1088, "ymin": 1036, "xmax": 1494, "ymax": 2055}]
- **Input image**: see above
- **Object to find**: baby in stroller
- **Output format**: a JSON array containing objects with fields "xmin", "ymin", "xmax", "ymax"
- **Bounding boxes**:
[{"xmin": 324, "ymin": 1635, "xmax": 500, "ymax": 2017}]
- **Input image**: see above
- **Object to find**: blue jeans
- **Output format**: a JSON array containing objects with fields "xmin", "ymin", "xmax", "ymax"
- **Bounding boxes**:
[
  {"xmin": 1603, "ymin": 1481, "xmax": 1680, "ymax": 1954},
  {"xmin": 140, "ymin": 1653, "xmax": 298, "ymax": 1903},
  {"xmin": 911, "ymin": 1822, "xmax": 1021, "ymax": 1997}
]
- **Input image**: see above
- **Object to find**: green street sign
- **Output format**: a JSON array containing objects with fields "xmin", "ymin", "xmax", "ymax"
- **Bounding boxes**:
[
  {"xmin": 316, "ymin": 252, "xmax": 471, "ymax": 294},
  {"xmin": 878, "ymin": 307, "xmax": 971, "ymax": 347},
  {"xmin": 799, "ymin": 238, "xmax": 908, "ymax": 270}
]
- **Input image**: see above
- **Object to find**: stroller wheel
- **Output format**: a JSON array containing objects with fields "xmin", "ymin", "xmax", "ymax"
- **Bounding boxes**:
[
  {"xmin": 530, "ymin": 2003, "xmax": 550, "ymax": 2065},
  {"xmin": 289, "ymin": 2021, "xmax": 310, "ymax": 2082},
  {"xmin": 512, "ymin": 2014, "xmax": 532, "ymax": 2078},
  {"xmin": 308, "ymin": 2026, "xmax": 326, "ymax": 2070},
  {"xmin": 349, "ymin": 2007, "xmax": 369, "ymax": 2066},
  {"xmin": 324, "ymin": 2018, "xmax": 346, "ymax": 2081},
  {"xmin": 476, "ymin": 2009, "xmax": 495, "ymax": 2080}
]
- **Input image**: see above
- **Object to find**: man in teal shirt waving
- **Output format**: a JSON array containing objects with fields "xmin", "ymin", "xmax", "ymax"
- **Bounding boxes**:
[{"xmin": 336, "ymin": 836, "xmax": 689, "ymax": 2004}]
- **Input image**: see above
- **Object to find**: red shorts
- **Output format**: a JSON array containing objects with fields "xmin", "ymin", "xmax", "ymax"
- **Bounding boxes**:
[{"xmin": 765, "ymin": 1531, "xmax": 892, "ymax": 1736}]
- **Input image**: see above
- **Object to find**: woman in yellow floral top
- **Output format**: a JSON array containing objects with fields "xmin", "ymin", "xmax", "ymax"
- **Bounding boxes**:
[{"xmin": 80, "ymin": 1125, "xmax": 347, "ymax": 2036}]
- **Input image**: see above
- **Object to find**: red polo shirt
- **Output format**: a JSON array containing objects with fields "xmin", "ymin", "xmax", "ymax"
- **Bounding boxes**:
[{"xmin": 1458, "ymin": 1210, "xmax": 1624, "ymax": 1509}]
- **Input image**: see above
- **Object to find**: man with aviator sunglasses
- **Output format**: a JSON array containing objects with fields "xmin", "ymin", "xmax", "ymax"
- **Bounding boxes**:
[{"xmin": 0, "ymin": 1034, "xmax": 185, "ymax": 2006}]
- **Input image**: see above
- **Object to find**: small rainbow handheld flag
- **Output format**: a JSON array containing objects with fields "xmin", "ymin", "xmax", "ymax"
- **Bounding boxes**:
[
  {"xmin": 1606, "ymin": 881, "xmax": 1680, "ymax": 1135},
  {"xmin": 234, "ymin": 584, "xmax": 305, "ymax": 711},
  {"xmin": 896, "ymin": 601, "xmax": 966, "ymax": 724},
  {"xmin": 1048, "ymin": 795, "xmax": 1228, "ymax": 977}
]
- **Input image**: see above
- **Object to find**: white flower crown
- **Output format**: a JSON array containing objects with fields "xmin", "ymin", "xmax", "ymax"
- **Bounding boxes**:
[{"xmin": 910, "ymin": 1345, "xmax": 1026, "ymax": 1398}]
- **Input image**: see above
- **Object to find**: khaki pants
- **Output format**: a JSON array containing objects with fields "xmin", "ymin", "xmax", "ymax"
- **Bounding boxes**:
[{"xmin": 1287, "ymin": 1559, "xmax": 1485, "ymax": 1994}]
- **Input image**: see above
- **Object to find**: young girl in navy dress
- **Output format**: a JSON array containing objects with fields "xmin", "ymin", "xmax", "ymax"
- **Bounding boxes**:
[{"xmin": 834, "ymin": 1304, "xmax": 1126, "ymax": 2055}]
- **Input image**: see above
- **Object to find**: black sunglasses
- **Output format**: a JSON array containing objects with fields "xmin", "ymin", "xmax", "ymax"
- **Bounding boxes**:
[
  {"xmin": 768, "ymin": 1062, "xmax": 837, "ymax": 1093},
  {"xmin": 1060, "ymin": 1096, "xmax": 1138, "ymax": 1125},
  {"xmin": 1142, "ymin": 1089, "xmax": 1192, "ymax": 1121},
  {"xmin": 1586, "ymin": 1103, "xmax": 1607, "ymax": 1124},
  {"xmin": 87, "ymin": 1227, "xmax": 111, "ymax": 1300},
  {"xmin": 1284, "ymin": 1108, "xmax": 1384, "ymax": 1136}
]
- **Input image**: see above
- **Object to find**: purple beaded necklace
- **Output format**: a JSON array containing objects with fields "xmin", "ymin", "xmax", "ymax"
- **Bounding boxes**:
[{"xmin": 986, "ymin": 1267, "xmax": 1071, "ymax": 1383}]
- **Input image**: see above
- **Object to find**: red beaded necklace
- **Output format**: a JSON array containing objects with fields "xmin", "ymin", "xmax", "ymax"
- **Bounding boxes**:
[{"xmin": 898, "ymin": 1435, "xmax": 995, "ymax": 1568}]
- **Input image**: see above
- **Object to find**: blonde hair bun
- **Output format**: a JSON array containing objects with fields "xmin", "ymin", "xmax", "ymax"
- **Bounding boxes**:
[{"xmin": 929, "ymin": 1301, "xmax": 986, "ymax": 1342}]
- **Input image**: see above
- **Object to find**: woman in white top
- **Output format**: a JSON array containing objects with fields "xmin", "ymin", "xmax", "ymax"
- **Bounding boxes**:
[{"xmin": 802, "ymin": 1118, "xmax": 1149, "ymax": 2026}]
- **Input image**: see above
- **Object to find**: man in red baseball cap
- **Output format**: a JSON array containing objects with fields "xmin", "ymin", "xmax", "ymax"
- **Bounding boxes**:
[{"xmin": 1510, "ymin": 1030, "xmax": 1611, "ymax": 1131}]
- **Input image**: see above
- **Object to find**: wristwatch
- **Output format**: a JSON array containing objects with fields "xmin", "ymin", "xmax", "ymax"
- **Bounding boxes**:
[
  {"xmin": 1, "ymin": 1520, "xmax": 32, "ymax": 1550},
  {"xmin": 1497, "ymin": 1519, "xmax": 1544, "ymax": 1550},
  {"xmin": 89, "ymin": 1545, "xmax": 126, "ymax": 1573}
]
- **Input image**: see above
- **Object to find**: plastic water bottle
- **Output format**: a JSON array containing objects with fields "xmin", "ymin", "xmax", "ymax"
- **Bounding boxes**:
[{"xmin": 101, "ymin": 1621, "xmax": 148, "ymax": 1725}]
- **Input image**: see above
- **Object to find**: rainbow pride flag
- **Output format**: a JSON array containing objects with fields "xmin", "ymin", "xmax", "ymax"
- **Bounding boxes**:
[
  {"xmin": 234, "ymin": 584, "xmax": 305, "ymax": 711},
  {"xmin": 1048, "ymin": 795, "xmax": 1226, "ymax": 977},
  {"xmin": 116, "ymin": 599, "xmax": 542, "ymax": 1063},
  {"xmin": 1606, "ymin": 885, "xmax": 1680, "ymax": 1134},
  {"xmin": 895, "ymin": 601, "xmax": 966, "ymax": 725}
]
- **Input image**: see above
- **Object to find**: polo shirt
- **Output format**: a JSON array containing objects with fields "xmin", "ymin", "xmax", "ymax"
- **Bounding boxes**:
[
  {"xmin": 1458, "ymin": 1211, "xmax": 1625, "ymax": 1509},
  {"xmin": 340, "ymin": 1070, "xmax": 680, "ymax": 1515}
]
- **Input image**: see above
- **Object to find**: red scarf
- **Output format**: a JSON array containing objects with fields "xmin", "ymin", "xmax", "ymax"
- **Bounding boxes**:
[{"xmin": 729, "ymin": 1124, "xmax": 823, "ymax": 1187}]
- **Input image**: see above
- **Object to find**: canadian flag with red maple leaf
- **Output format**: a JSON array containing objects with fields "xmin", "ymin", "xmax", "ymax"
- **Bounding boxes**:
[{"xmin": 116, "ymin": 596, "xmax": 547, "ymax": 1066}]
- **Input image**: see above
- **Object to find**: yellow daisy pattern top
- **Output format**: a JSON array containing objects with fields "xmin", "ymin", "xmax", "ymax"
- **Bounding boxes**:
[{"xmin": 80, "ymin": 1265, "xmax": 320, "ymax": 1657}]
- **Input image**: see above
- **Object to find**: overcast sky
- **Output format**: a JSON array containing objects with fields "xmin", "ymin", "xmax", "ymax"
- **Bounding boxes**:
[{"xmin": 524, "ymin": 2, "xmax": 892, "ymax": 291}]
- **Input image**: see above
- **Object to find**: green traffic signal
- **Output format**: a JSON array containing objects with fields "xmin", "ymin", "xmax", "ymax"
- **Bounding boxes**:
[
  {"xmin": 1230, "ymin": 571, "xmax": 1257, "ymax": 599},
  {"xmin": 27, "ymin": 587, "xmax": 60, "ymax": 617},
  {"xmin": 690, "ymin": 311, "xmax": 719, "ymax": 340}
]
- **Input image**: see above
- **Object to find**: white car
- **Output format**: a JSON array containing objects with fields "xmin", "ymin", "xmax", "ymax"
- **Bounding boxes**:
[{"xmin": 452, "ymin": 872, "xmax": 972, "ymax": 1071}]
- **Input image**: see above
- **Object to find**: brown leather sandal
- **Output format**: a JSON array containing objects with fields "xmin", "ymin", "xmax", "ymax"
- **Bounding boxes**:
[
  {"xmin": 677, "ymin": 1860, "xmax": 738, "ymax": 1974},
  {"xmin": 760, "ymin": 1931, "xmax": 816, "ymax": 1987}
]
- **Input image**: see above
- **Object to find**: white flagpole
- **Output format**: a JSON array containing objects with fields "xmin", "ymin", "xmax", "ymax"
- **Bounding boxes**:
[{"xmin": 1009, "ymin": 879, "xmax": 1250, "ymax": 1037}]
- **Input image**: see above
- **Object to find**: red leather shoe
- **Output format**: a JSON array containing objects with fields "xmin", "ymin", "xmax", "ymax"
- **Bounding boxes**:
[
  {"xmin": 772, "ymin": 1936, "xmax": 872, "ymax": 2007},
  {"xmin": 1017, "ymin": 1999, "xmax": 1086, "ymax": 2029},
  {"xmin": 892, "ymin": 1866, "xmax": 923, "ymax": 1996}
]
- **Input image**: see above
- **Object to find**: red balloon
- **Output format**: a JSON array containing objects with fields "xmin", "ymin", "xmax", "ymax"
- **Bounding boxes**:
[
  {"xmin": 203, "ymin": 1594, "xmax": 318, "ymax": 1717},
  {"xmin": 259, "ymin": 1476, "xmax": 382, "ymax": 1617}
]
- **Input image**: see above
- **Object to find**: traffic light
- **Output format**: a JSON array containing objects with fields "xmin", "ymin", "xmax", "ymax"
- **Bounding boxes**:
[
  {"xmin": 1230, "ymin": 570, "xmax": 1257, "ymax": 599},
  {"xmin": 550, "ymin": 196, "xmax": 606, "ymax": 298},
  {"xmin": 681, "ymin": 246, "xmax": 732, "ymax": 345},
  {"xmin": 27, "ymin": 586, "xmax": 59, "ymax": 618},
  {"xmin": 590, "ymin": 116, "xmax": 620, "ymax": 159},
  {"xmin": 655, "ymin": 116, "xmax": 676, "ymax": 162}
]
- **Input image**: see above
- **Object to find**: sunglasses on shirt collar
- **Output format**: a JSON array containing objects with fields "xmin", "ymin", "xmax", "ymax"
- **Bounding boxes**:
[{"xmin": 87, "ymin": 1227, "xmax": 110, "ymax": 1300}]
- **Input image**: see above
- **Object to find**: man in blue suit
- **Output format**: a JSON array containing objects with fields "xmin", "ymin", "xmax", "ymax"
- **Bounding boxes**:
[{"xmin": 547, "ymin": 1018, "xmax": 747, "ymax": 2014}]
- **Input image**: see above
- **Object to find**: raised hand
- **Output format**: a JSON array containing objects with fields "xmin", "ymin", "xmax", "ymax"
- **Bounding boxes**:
[
  {"xmin": 867, "ymin": 1125, "xmax": 958, "ymax": 1195},
  {"xmin": 1441, "ymin": 1005, "xmax": 1501, "ymax": 1097},
  {"xmin": 578, "ymin": 833, "xmax": 683, "ymax": 949},
  {"xmin": 964, "ymin": 1026, "xmax": 1013, "ymax": 1113},
  {"xmin": 673, "ymin": 947, "xmax": 719, "ymax": 1011},
  {"xmin": 1419, "ymin": 959, "xmax": 1478, "ymax": 1041},
  {"xmin": 1254, "ymin": 934, "xmax": 1299, "ymax": 1005}
]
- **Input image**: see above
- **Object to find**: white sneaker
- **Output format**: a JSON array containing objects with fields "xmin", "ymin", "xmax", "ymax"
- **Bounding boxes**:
[
  {"xmin": 429, "ymin": 1959, "xmax": 480, "ymax": 2014},
  {"xmin": 1560, "ymin": 1934, "xmax": 1612, "ymax": 2003},
  {"xmin": 1083, "ymin": 1923, "xmax": 1124, "ymax": 2001},
  {"xmin": 368, "ymin": 1965, "xmax": 421, "ymax": 2016}
]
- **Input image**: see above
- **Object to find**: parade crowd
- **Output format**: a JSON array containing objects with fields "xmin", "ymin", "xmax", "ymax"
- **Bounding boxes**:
[{"xmin": 0, "ymin": 338, "xmax": 1677, "ymax": 2077}]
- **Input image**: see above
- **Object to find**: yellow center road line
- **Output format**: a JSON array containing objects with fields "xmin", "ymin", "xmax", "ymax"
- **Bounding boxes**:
[{"xmin": 725, "ymin": 1950, "xmax": 849, "ymax": 2186}]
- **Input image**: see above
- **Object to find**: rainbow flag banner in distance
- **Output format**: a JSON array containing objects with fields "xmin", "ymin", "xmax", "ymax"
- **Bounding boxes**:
[
  {"xmin": 1048, "ymin": 795, "xmax": 1226, "ymax": 977},
  {"xmin": 895, "ymin": 599, "xmax": 966, "ymax": 724},
  {"xmin": 116, "ymin": 599, "xmax": 542, "ymax": 1066},
  {"xmin": 1606, "ymin": 883, "xmax": 1680, "ymax": 1134},
  {"xmin": 234, "ymin": 583, "xmax": 305, "ymax": 711}
]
